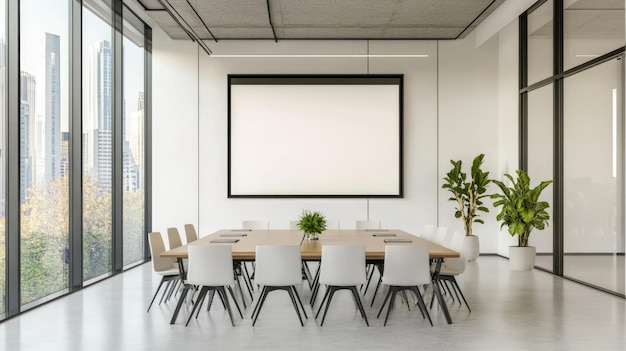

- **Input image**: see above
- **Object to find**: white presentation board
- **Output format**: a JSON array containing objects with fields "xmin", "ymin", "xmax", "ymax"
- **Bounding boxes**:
[{"xmin": 228, "ymin": 75, "xmax": 403, "ymax": 197}]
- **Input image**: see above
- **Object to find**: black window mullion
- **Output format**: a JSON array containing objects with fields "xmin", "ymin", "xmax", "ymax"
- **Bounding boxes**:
[
  {"xmin": 6, "ymin": 0, "xmax": 21, "ymax": 318},
  {"xmin": 68, "ymin": 0, "xmax": 84, "ymax": 291},
  {"xmin": 519, "ymin": 12, "xmax": 528, "ymax": 171},
  {"xmin": 143, "ymin": 24, "xmax": 152, "ymax": 259},
  {"xmin": 112, "ymin": 0, "xmax": 124, "ymax": 273},
  {"xmin": 552, "ymin": 0, "xmax": 564, "ymax": 276}
]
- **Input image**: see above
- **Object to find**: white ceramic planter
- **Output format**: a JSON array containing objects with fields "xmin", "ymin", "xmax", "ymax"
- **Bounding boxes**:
[
  {"xmin": 509, "ymin": 246, "xmax": 536, "ymax": 271},
  {"xmin": 462, "ymin": 235, "xmax": 480, "ymax": 261}
]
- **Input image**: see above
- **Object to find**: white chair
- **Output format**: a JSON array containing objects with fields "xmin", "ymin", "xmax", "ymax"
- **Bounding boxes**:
[
  {"xmin": 434, "ymin": 230, "xmax": 471, "ymax": 312},
  {"xmin": 184, "ymin": 223, "xmax": 198, "ymax": 243},
  {"xmin": 432, "ymin": 226, "xmax": 448, "ymax": 245},
  {"xmin": 147, "ymin": 232, "xmax": 180, "ymax": 312},
  {"xmin": 289, "ymin": 220, "xmax": 299, "ymax": 230},
  {"xmin": 377, "ymin": 245, "xmax": 433, "ymax": 326},
  {"xmin": 184, "ymin": 244, "xmax": 243, "ymax": 326},
  {"xmin": 315, "ymin": 245, "xmax": 369, "ymax": 326},
  {"xmin": 325, "ymin": 220, "xmax": 340, "ymax": 230},
  {"xmin": 251, "ymin": 245, "xmax": 308, "ymax": 326},
  {"xmin": 356, "ymin": 220, "xmax": 381, "ymax": 230},
  {"xmin": 242, "ymin": 220, "xmax": 269, "ymax": 230},
  {"xmin": 420, "ymin": 224, "xmax": 436, "ymax": 241}
]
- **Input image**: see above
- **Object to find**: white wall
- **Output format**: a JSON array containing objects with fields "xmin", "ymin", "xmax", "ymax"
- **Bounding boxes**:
[
  {"xmin": 497, "ymin": 19, "xmax": 521, "ymax": 256},
  {"xmin": 437, "ymin": 33, "xmax": 501, "ymax": 254},
  {"xmin": 151, "ymin": 26, "xmax": 200, "ymax": 235},
  {"xmin": 151, "ymin": 30, "xmax": 515, "ymax": 253}
]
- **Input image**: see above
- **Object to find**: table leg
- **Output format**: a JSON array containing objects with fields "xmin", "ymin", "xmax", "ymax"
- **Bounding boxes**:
[
  {"xmin": 170, "ymin": 258, "xmax": 188, "ymax": 324},
  {"xmin": 432, "ymin": 258, "xmax": 453, "ymax": 324}
]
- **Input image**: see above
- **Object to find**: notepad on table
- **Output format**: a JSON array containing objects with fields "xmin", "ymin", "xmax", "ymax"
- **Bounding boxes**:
[
  {"xmin": 372, "ymin": 233, "xmax": 396, "ymax": 237},
  {"xmin": 210, "ymin": 238, "xmax": 240, "ymax": 243},
  {"xmin": 221, "ymin": 233, "xmax": 248, "ymax": 237},
  {"xmin": 365, "ymin": 229, "xmax": 388, "ymax": 232},
  {"xmin": 384, "ymin": 238, "xmax": 412, "ymax": 243}
]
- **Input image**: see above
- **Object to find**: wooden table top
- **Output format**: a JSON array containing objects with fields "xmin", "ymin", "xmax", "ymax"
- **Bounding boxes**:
[{"xmin": 161, "ymin": 229, "xmax": 460, "ymax": 261}]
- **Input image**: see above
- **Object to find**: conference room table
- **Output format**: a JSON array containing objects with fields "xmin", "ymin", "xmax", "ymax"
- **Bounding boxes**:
[{"xmin": 161, "ymin": 229, "xmax": 460, "ymax": 325}]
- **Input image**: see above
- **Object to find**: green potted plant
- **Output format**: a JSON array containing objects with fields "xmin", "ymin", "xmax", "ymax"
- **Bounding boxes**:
[
  {"xmin": 491, "ymin": 169, "xmax": 553, "ymax": 271},
  {"xmin": 297, "ymin": 210, "xmax": 327, "ymax": 240},
  {"xmin": 442, "ymin": 153, "xmax": 491, "ymax": 261}
]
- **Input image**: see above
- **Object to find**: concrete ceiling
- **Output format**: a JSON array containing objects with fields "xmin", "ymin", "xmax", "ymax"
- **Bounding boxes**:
[{"xmin": 135, "ymin": 0, "xmax": 506, "ymax": 42}]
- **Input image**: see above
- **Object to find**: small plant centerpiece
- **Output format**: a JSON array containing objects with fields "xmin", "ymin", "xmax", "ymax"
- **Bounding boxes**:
[
  {"xmin": 297, "ymin": 210, "xmax": 327, "ymax": 240},
  {"xmin": 491, "ymin": 169, "xmax": 553, "ymax": 271},
  {"xmin": 442, "ymin": 153, "xmax": 491, "ymax": 261}
]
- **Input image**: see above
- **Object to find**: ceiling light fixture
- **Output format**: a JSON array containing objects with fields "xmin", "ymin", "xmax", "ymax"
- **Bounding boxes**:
[{"xmin": 208, "ymin": 54, "xmax": 429, "ymax": 58}]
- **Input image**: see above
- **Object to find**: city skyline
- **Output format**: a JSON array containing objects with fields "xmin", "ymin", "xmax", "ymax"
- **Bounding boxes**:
[{"xmin": 16, "ymin": 31, "xmax": 144, "ymax": 202}]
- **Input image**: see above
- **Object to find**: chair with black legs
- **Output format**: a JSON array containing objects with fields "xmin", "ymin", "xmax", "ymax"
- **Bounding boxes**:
[
  {"xmin": 251, "ymin": 245, "xmax": 308, "ymax": 326},
  {"xmin": 377, "ymin": 245, "xmax": 433, "ymax": 326},
  {"xmin": 315, "ymin": 245, "xmax": 369, "ymax": 326},
  {"xmin": 147, "ymin": 232, "xmax": 180, "ymax": 312},
  {"xmin": 431, "ymin": 230, "xmax": 471, "ymax": 312},
  {"xmin": 184, "ymin": 244, "xmax": 243, "ymax": 327}
]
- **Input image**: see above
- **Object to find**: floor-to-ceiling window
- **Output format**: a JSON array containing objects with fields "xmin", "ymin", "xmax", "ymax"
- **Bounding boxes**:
[
  {"xmin": 19, "ymin": 0, "xmax": 70, "ymax": 306},
  {"xmin": 121, "ymin": 9, "xmax": 146, "ymax": 267},
  {"xmin": 82, "ymin": 0, "xmax": 113, "ymax": 283},
  {"xmin": 522, "ymin": 0, "xmax": 625, "ymax": 296},
  {"xmin": 1, "ymin": 0, "xmax": 150, "ymax": 320},
  {"xmin": 0, "ymin": 0, "xmax": 6, "ymax": 317}
]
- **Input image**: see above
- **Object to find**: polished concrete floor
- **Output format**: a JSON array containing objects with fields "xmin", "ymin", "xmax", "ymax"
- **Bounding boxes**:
[
  {"xmin": 536, "ymin": 254, "xmax": 625, "ymax": 295},
  {"xmin": 1, "ymin": 256, "xmax": 625, "ymax": 350}
]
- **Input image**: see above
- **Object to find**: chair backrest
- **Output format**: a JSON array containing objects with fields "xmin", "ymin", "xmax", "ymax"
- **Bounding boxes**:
[
  {"xmin": 432, "ymin": 226, "xmax": 448, "ymax": 245},
  {"xmin": 186, "ymin": 244, "xmax": 235, "ymax": 286},
  {"xmin": 325, "ymin": 220, "xmax": 340, "ymax": 230},
  {"xmin": 382, "ymin": 245, "xmax": 431, "ymax": 286},
  {"xmin": 443, "ymin": 230, "xmax": 467, "ymax": 273},
  {"xmin": 184, "ymin": 224, "xmax": 198, "ymax": 243},
  {"xmin": 289, "ymin": 220, "xmax": 299, "ymax": 230},
  {"xmin": 442, "ymin": 229, "xmax": 455, "ymax": 248},
  {"xmin": 420, "ymin": 224, "xmax": 436, "ymax": 240},
  {"xmin": 355, "ymin": 220, "xmax": 381, "ymax": 230},
  {"xmin": 167, "ymin": 227, "xmax": 183, "ymax": 250},
  {"xmin": 148, "ymin": 232, "xmax": 174, "ymax": 273},
  {"xmin": 242, "ymin": 220, "xmax": 269, "ymax": 230},
  {"xmin": 450, "ymin": 230, "xmax": 466, "ymax": 253},
  {"xmin": 255, "ymin": 245, "xmax": 302, "ymax": 286},
  {"xmin": 319, "ymin": 245, "xmax": 366, "ymax": 286}
]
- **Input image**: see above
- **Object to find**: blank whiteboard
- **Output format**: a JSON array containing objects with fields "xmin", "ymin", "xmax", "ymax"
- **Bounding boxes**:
[{"xmin": 228, "ymin": 75, "xmax": 403, "ymax": 198}]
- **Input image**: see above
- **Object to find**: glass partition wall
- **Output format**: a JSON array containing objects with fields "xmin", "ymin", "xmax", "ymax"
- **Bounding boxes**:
[
  {"xmin": 1, "ymin": 0, "xmax": 151, "ymax": 319},
  {"xmin": 521, "ymin": 0, "xmax": 625, "ymax": 296}
]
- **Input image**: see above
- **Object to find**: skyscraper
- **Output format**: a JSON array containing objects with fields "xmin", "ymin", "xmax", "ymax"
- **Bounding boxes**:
[
  {"xmin": 85, "ymin": 40, "xmax": 112, "ymax": 190},
  {"xmin": 20, "ymin": 72, "xmax": 36, "ymax": 203},
  {"xmin": 45, "ymin": 33, "xmax": 61, "ymax": 188}
]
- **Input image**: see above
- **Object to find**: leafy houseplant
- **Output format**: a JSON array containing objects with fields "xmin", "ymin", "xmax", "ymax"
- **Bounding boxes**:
[
  {"xmin": 442, "ymin": 154, "xmax": 491, "ymax": 237},
  {"xmin": 491, "ymin": 169, "xmax": 552, "ymax": 271},
  {"xmin": 297, "ymin": 210, "xmax": 327, "ymax": 240},
  {"xmin": 491, "ymin": 169, "xmax": 553, "ymax": 247}
]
